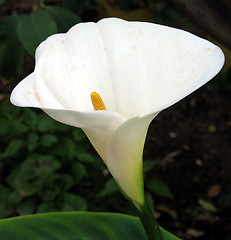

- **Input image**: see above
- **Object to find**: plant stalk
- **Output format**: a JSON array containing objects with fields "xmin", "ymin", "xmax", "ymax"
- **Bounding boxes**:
[{"xmin": 136, "ymin": 199, "xmax": 164, "ymax": 240}]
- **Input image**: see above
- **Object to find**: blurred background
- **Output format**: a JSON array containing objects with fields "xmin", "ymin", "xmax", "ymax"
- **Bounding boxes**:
[{"xmin": 0, "ymin": 0, "xmax": 230, "ymax": 239}]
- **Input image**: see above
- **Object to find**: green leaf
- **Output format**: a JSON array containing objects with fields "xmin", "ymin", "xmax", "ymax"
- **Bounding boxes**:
[
  {"xmin": 8, "ymin": 155, "xmax": 61, "ymax": 197},
  {"xmin": 61, "ymin": 193, "xmax": 87, "ymax": 211},
  {"xmin": 143, "ymin": 159, "xmax": 157, "ymax": 172},
  {"xmin": 37, "ymin": 115, "xmax": 56, "ymax": 132},
  {"xmin": 11, "ymin": 121, "xmax": 29, "ymax": 134},
  {"xmin": 63, "ymin": 0, "xmax": 89, "ymax": 15},
  {"xmin": 27, "ymin": 133, "xmax": 39, "ymax": 151},
  {"xmin": 0, "ymin": 0, "xmax": 5, "ymax": 5},
  {"xmin": 0, "ymin": 15, "xmax": 25, "ymax": 78},
  {"xmin": 0, "ymin": 186, "xmax": 11, "ymax": 214},
  {"xmin": 21, "ymin": 155, "xmax": 61, "ymax": 179},
  {"xmin": 46, "ymin": 6, "xmax": 80, "ymax": 32},
  {"xmin": 23, "ymin": 109, "xmax": 38, "ymax": 130},
  {"xmin": 2, "ymin": 139, "xmax": 24, "ymax": 158},
  {"xmin": 53, "ymin": 138, "xmax": 76, "ymax": 159},
  {"xmin": 0, "ymin": 185, "xmax": 22, "ymax": 218},
  {"xmin": 72, "ymin": 128, "xmax": 86, "ymax": 141},
  {"xmin": 16, "ymin": 198, "xmax": 36, "ymax": 216},
  {"xmin": 198, "ymin": 199, "xmax": 217, "ymax": 212},
  {"xmin": 146, "ymin": 178, "xmax": 174, "ymax": 199},
  {"xmin": 97, "ymin": 178, "xmax": 119, "ymax": 197},
  {"xmin": 71, "ymin": 162, "xmax": 86, "ymax": 182},
  {"xmin": 37, "ymin": 202, "xmax": 58, "ymax": 213},
  {"xmin": 40, "ymin": 134, "xmax": 58, "ymax": 147},
  {"xmin": 18, "ymin": 9, "xmax": 57, "ymax": 55},
  {"xmin": 77, "ymin": 152, "xmax": 97, "ymax": 163},
  {"xmin": 0, "ymin": 212, "xmax": 181, "ymax": 240}
]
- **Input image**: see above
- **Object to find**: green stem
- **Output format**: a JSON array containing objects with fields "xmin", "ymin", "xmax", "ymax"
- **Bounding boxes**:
[{"xmin": 136, "ymin": 199, "xmax": 164, "ymax": 240}]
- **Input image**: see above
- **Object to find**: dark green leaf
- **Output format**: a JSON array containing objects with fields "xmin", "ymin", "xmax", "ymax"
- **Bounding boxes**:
[
  {"xmin": 27, "ymin": 133, "xmax": 39, "ymax": 151},
  {"xmin": 71, "ymin": 162, "xmax": 86, "ymax": 182},
  {"xmin": 21, "ymin": 155, "xmax": 61, "ymax": 179},
  {"xmin": 63, "ymin": 0, "xmax": 89, "ymax": 15},
  {"xmin": 0, "ymin": 15, "xmax": 25, "ymax": 78},
  {"xmin": 0, "ymin": 185, "xmax": 22, "ymax": 218},
  {"xmin": 2, "ymin": 139, "xmax": 24, "ymax": 158},
  {"xmin": 8, "ymin": 155, "xmax": 61, "ymax": 197},
  {"xmin": 18, "ymin": 9, "xmax": 57, "ymax": 55},
  {"xmin": 46, "ymin": 6, "xmax": 80, "ymax": 32},
  {"xmin": 12, "ymin": 121, "xmax": 29, "ymax": 134},
  {"xmin": 72, "ymin": 128, "xmax": 86, "ymax": 141},
  {"xmin": 53, "ymin": 138, "xmax": 76, "ymax": 159},
  {"xmin": 54, "ymin": 174, "xmax": 74, "ymax": 192},
  {"xmin": 143, "ymin": 159, "xmax": 157, "ymax": 172},
  {"xmin": 40, "ymin": 134, "xmax": 58, "ymax": 147},
  {"xmin": 37, "ymin": 115, "xmax": 56, "ymax": 132},
  {"xmin": 0, "ymin": 186, "xmax": 11, "ymax": 218},
  {"xmin": 8, "ymin": 169, "xmax": 37, "ymax": 197},
  {"xmin": 61, "ymin": 193, "xmax": 87, "ymax": 211},
  {"xmin": 146, "ymin": 178, "xmax": 174, "ymax": 199},
  {"xmin": 0, "ymin": 212, "xmax": 181, "ymax": 239},
  {"xmin": 7, "ymin": 192, "xmax": 23, "ymax": 209},
  {"xmin": 77, "ymin": 152, "xmax": 98, "ymax": 163},
  {"xmin": 97, "ymin": 178, "xmax": 119, "ymax": 197},
  {"xmin": 23, "ymin": 109, "xmax": 39, "ymax": 130},
  {"xmin": 37, "ymin": 202, "xmax": 58, "ymax": 213},
  {"xmin": 16, "ymin": 198, "xmax": 36, "ymax": 215}
]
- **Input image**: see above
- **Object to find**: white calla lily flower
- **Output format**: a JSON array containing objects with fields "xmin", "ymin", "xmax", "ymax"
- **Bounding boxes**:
[{"xmin": 10, "ymin": 18, "xmax": 224, "ymax": 206}]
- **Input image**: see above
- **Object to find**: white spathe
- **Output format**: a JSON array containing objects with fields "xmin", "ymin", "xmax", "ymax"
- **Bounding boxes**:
[{"xmin": 10, "ymin": 18, "xmax": 224, "ymax": 206}]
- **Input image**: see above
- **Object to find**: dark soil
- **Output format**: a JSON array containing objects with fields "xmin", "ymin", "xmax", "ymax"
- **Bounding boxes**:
[{"xmin": 145, "ymin": 84, "xmax": 231, "ymax": 239}]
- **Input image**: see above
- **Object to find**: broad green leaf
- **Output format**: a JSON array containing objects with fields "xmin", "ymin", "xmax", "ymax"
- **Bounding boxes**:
[
  {"xmin": 0, "ymin": 0, "xmax": 5, "ymax": 5},
  {"xmin": 0, "ymin": 15, "xmax": 25, "ymax": 78},
  {"xmin": 146, "ymin": 178, "xmax": 174, "ymax": 199},
  {"xmin": 18, "ymin": 9, "xmax": 57, "ymax": 55},
  {"xmin": 0, "ymin": 212, "xmax": 181, "ymax": 240},
  {"xmin": 46, "ymin": 6, "xmax": 80, "ymax": 32}
]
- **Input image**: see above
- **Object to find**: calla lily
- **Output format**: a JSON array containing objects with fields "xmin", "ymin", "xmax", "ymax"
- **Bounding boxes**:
[{"xmin": 10, "ymin": 18, "xmax": 224, "ymax": 207}]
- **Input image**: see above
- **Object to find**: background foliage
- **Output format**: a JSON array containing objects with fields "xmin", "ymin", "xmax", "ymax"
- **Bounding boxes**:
[{"xmin": 0, "ymin": 0, "xmax": 230, "ymax": 239}]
